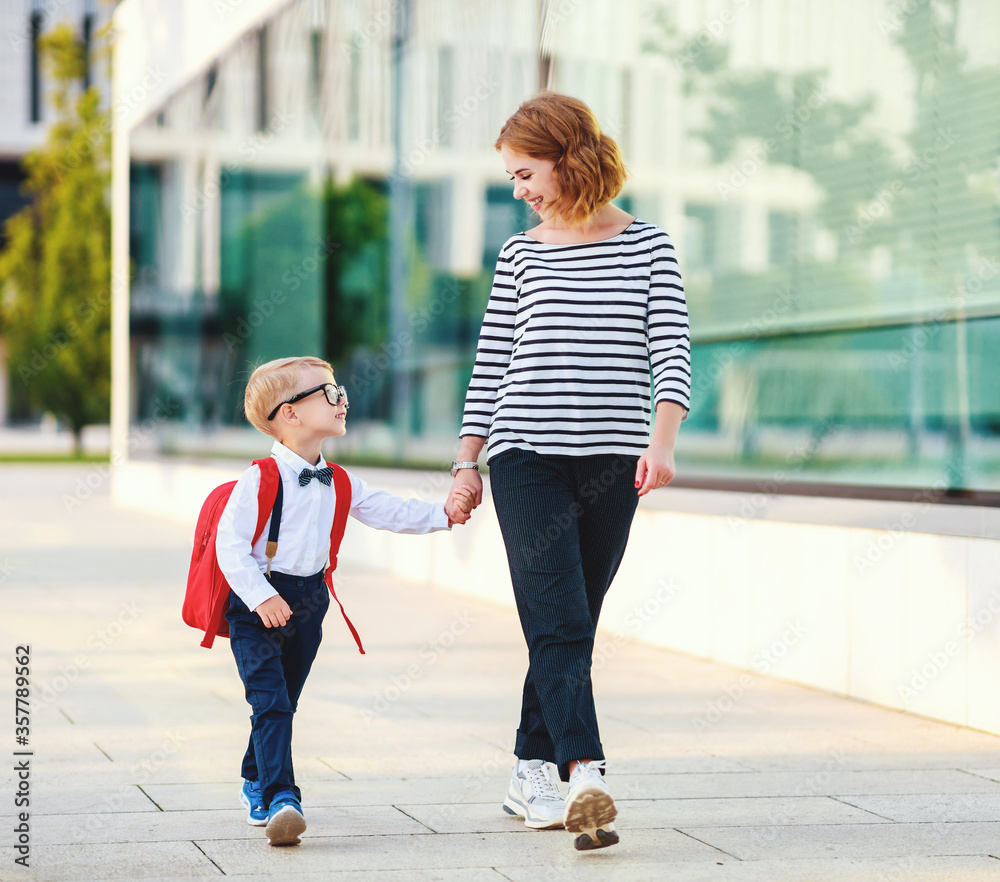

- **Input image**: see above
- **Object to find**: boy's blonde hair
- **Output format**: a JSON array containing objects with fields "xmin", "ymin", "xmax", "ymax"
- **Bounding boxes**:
[{"xmin": 244, "ymin": 356, "xmax": 334, "ymax": 436}]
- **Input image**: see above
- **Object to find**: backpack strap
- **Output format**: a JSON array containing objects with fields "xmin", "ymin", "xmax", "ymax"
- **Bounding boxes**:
[
  {"xmin": 203, "ymin": 458, "xmax": 281, "ymax": 645},
  {"xmin": 253, "ymin": 456, "xmax": 283, "ymax": 577},
  {"xmin": 324, "ymin": 463, "xmax": 365, "ymax": 655},
  {"xmin": 252, "ymin": 457, "xmax": 281, "ymax": 544},
  {"xmin": 263, "ymin": 479, "xmax": 283, "ymax": 576},
  {"xmin": 328, "ymin": 463, "xmax": 351, "ymax": 572}
]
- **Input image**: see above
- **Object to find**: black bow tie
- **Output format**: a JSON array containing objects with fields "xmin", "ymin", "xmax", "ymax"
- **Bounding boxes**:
[{"xmin": 299, "ymin": 466, "xmax": 333, "ymax": 487}]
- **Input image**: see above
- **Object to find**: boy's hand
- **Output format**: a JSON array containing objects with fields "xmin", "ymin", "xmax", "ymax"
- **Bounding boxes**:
[
  {"xmin": 447, "ymin": 470, "xmax": 482, "ymax": 525},
  {"xmin": 447, "ymin": 488, "xmax": 476, "ymax": 526},
  {"xmin": 255, "ymin": 595, "xmax": 293, "ymax": 628},
  {"xmin": 454, "ymin": 487, "xmax": 475, "ymax": 513}
]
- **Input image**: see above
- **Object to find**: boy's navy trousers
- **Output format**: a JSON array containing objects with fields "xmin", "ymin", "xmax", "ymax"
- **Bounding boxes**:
[
  {"xmin": 227, "ymin": 570, "xmax": 329, "ymax": 808},
  {"xmin": 488, "ymin": 448, "xmax": 639, "ymax": 782}
]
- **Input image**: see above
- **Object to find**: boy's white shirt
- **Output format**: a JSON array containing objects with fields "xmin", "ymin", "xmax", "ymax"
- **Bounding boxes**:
[{"xmin": 216, "ymin": 440, "xmax": 450, "ymax": 611}]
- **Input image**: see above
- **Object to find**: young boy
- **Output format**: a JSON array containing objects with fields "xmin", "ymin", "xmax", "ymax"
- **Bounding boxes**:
[{"xmin": 216, "ymin": 356, "xmax": 473, "ymax": 846}]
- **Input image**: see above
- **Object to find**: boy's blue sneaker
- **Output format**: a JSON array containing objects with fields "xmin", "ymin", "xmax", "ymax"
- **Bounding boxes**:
[
  {"xmin": 265, "ymin": 790, "xmax": 306, "ymax": 846},
  {"xmin": 239, "ymin": 779, "xmax": 268, "ymax": 827}
]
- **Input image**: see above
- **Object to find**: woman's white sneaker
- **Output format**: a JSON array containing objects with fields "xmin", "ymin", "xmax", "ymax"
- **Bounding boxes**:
[
  {"xmin": 564, "ymin": 760, "xmax": 619, "ymax": 850},
  {"xmin": 502, "ymin": 759, "xmax": 565, "ymax": 830}
]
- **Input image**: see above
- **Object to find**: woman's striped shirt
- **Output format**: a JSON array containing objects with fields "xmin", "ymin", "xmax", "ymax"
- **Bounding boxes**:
[{"xmin": 460, "ymin": 219, "xmax": 691, "ymax": 460}]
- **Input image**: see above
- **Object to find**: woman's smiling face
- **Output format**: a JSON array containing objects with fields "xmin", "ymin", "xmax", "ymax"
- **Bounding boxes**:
[{"xmin": 501, "ymin": 144, "xmax": 559, "ymax": 219}]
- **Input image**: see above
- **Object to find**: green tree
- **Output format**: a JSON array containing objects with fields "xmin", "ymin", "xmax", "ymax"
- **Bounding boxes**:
[
  {"xmin": 322, "ymin": 176, "xmax": 390, "ymax": 365},
  {"xmin": 0, "ymin": 23, "xmax": 111, "ymax": 455}
]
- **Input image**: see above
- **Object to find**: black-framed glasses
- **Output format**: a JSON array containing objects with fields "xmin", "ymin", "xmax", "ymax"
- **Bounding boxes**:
[{"xmin": 266, "ymin": 384, "xmax": 348, "ymax": 421}]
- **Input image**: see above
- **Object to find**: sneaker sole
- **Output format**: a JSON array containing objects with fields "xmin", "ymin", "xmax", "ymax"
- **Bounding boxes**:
[
  {"xmin": 266, "ymin": 805, "xmax": 306, "ymax": 846},
  {"xmin": 238, "ymin": 788, "xmax": 268, "ymax": 827},
  {"xmin": 564, "ymin": 785, "xmax": 618, "ymax": 850},
  {"xmin": 574, "ymin": 825, "xmax": 620, "ymax": 851},
  {"xmin": 502, "ymin": 794, "xmax": 564, "ymax": 830}
]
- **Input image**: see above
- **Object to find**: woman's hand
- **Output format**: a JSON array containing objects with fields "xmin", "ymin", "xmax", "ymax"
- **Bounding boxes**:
[
  {"xmin": 635, "ymin": 401, "xmax": 685, "ymax": 497},
  {"xmin": 634, "ymin": 441, "xmax": 676, "ymax": 497}
]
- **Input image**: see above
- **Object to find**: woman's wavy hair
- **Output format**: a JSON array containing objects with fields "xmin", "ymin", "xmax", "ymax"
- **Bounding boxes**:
[{"xmin": 495, "ymin": 92, "xmax": 627, "ymax": 226}]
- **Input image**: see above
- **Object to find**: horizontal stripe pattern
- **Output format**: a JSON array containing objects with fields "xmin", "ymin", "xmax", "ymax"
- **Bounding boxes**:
[{"xmin": 460, "ymin": 220, "xmax": 691, "ymax": 458}]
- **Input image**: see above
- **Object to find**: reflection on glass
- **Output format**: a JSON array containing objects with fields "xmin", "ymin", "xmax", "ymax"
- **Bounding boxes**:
[{"xmin": 126, "ymin": 0, "xmax": 1000, "ymax": 490}]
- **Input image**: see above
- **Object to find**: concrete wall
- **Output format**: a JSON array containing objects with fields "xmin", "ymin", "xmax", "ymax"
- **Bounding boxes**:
[{"xmin": 113, "ymin": 459, "xmax": 1000, "ymax": 736}]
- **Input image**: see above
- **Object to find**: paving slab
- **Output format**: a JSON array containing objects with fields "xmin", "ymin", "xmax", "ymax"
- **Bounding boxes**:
[
  {"xmin": 195, "ymin": 827, "xmax": 725, "ymax": 874},
  {"xmin": 834, "ymin": 792, "xmax": 1000, "ymax": 822},
  {"xmin": 31, "ymin": 804, "xmax": 428, "ymax": 846},
  {"xmin": 5, "ymin": 784, "xmax": 159, "ymax": 819},
  {"xmin": 603, "ymin": 767, "xmax": 1000, "ymax": 802},
  {"xmin": 24, "ymin": 841, "xmax": 221, "ymax": 882},
  {"xmin": 127, "ymin": 874, "xmax": 495, "ymax": 882},
  {"xmin": 141, "ymin": 777, "xmax": 525, "ymax": 812},
  {"xmin": 679, "ymin": 820, "xmax": 1000, "ymax": 860},
  {"xmin": 5, "ymin": 464, "xmax": 1000, "ymax": 881},
  {"xmin": 497, "ymin": 855, "xmax": 1000, "ymax": 882},
  {"xmin": 399, "ymin": 794, "xmax": 882, "ymax": 834}
]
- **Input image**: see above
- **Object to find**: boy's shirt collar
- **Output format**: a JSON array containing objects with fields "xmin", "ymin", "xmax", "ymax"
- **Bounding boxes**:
[{"xmin": 270, "ymin": 439, "xmax": 325, "ymax": 474}]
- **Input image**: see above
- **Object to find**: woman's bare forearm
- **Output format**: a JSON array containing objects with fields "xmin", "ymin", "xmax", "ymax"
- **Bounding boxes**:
[
  {"xmin": 650, "ymin": 401, "xmax": 684, "ymax": 451},
  {"xmin": 456, "ymin": 435, "xmax": 487, "ymax": 462}
]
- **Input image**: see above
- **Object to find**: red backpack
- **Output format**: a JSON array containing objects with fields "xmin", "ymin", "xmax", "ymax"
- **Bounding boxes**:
[{"xmin": 183, "ymin": 457, "xmax": 364, "ymax": 653}]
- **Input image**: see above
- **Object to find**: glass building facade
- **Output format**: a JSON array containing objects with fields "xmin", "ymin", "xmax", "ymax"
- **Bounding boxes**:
[{"xmin": 126, "ymin": 0, "xmax": 1000, "ymax": 493}]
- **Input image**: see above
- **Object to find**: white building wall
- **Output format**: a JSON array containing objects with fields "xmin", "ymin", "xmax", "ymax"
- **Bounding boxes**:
[
  {"xmin": 114, "ymin": 459, "xmax": 1000, "ymax": 737},
  {"xmin": 0, "ymin": 0, "xmax": 114, "ymax": 159}
]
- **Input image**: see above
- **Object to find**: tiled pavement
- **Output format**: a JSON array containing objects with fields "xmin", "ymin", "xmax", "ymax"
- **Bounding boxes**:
[{"xmin": 4, "ymin": 464, "xmax": 1000, "ymax": 881}]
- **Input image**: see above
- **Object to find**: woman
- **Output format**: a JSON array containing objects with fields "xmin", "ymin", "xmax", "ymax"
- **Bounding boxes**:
[{"xmin": 446, "ymin": 92, "xmax": 690, "ymax": 851}]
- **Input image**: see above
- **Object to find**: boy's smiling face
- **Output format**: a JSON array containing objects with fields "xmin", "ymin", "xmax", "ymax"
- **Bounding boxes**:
[{"xmin": 279, "ymin": 365, "xmax": 347, "ymax": 439}]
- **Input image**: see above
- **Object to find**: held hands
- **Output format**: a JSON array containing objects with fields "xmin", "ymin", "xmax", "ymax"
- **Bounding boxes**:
[
  {"xmin": 635, "ymin": 441, "xmax": 677, "ymax": 497},
  {"xmin": 446, "ymin": 469, "xmax": 483, "ymax": 525},
  {"xmin": 255, "ymin": 594, "xmax": 293, "ymax": 628},
  {"xmin": 447, "ymin": 487, "xmax": 477, "ymax": 526}
]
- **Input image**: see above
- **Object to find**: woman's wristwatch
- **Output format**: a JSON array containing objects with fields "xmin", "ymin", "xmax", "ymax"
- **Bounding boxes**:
[{"xmin": 451, "ymin": 461, "xmax": 480, "ymax": 477}]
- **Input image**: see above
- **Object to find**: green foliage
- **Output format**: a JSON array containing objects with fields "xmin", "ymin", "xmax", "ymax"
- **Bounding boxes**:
[
  {"xmin": 219, "ymin": 173, "xmax": 323, "ymax": 362},
  {"xmin": 211, "ymin": 173, "xmax": 390, "ymax": 421},
  {"xmin": 0, "ymin": 23, "xmax": 111, "ymax": 454},
  {"xmin": 322, "ymin": 176, "xmax": 390, "ymax": 364},
  {"xmin": 219, "ymin": 173, "xmax": 390, "ymax": 364}
]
